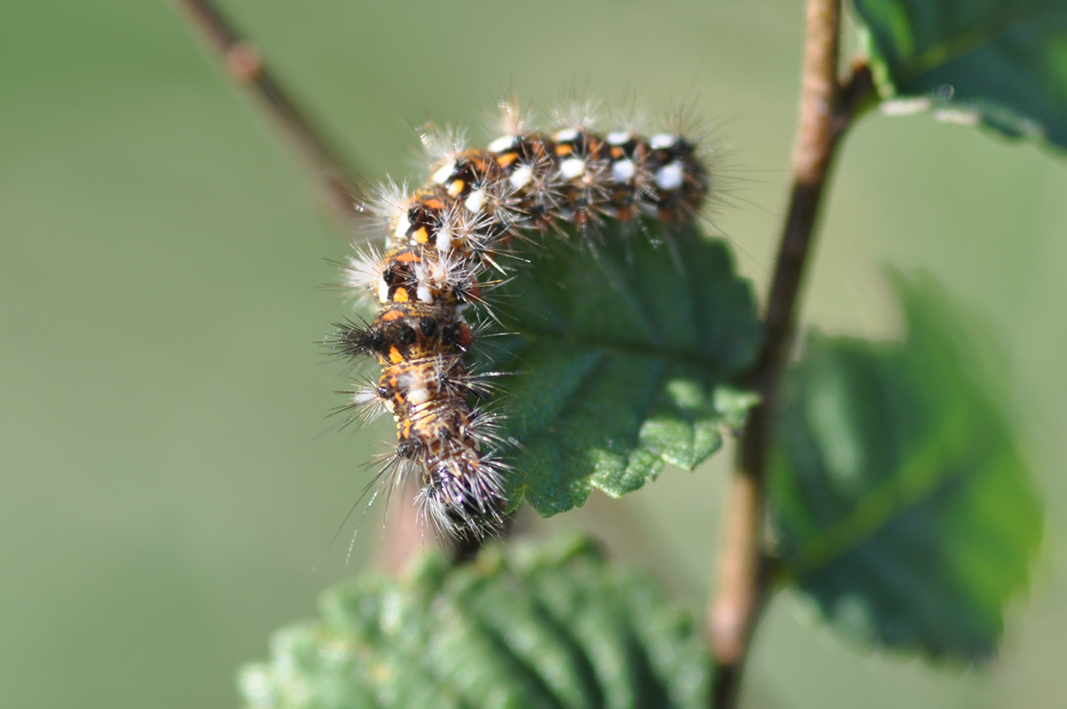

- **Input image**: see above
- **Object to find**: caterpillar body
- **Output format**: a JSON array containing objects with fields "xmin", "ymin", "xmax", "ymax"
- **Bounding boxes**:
[{"xmin": 331, "ymin": 105, "xmax": 712, "ymax": 539}]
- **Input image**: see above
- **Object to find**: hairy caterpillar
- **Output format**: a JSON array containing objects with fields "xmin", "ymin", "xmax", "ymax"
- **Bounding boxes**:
[{"xmin": 329, "ymin": 102, "xmax": 711, "ymax": 539}]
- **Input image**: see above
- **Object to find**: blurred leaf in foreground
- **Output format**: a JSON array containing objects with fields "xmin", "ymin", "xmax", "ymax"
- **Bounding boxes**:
[
  {"xmin": 484, "ymin": 222, "xmax": 761, "ymax": 517},
  {"xmin": 769, "ymin": 273, "xmax": 1043, "ymax": 661},
  {"xmin": 853, "ymin": 0, "xmax": 1067, "ymax": 149},
  {"xmin": 240, "ymin": 536, "xmax": 712, "ymax": 709}
]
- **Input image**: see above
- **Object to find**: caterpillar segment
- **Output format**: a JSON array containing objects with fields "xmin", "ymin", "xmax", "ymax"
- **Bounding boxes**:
[{"xmin": 333, "ymin": 299, "xmax": 506, "ymax": 538}]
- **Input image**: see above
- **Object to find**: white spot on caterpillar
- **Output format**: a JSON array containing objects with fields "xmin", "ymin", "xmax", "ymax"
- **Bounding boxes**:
[
  {"xmin": 606, "ymin": 131, "xmax": 630, "ymax": 145},
  {"xmin": 611, "ymin": 159, "xmax": 635, "ymax": 183},
  {"xmin": 554, "ymin": 128, "xmax": 579, "ymax": 142},
  {"xmin": 655, "ymin": 163, "xmax": 684, "ymax": 191},
  {"xmin": 436, "ymin": 223, "xmax": 454, "ymax": 254},
  {"xmin": 559, "ymin": 158, "xmax": 586, "ymax": 180},
  {"xmin": 432, "ymin": 161, "xmax": 456, "ymax": 185},
  {"xmin": 509, "ymin": 165, "xmax": 534, "ymax": 190},
  {"xmin": 488, "ymin": 135, "xmax": 515, "ymax": 153},
  {"xmin": 393, "ymin": 212, "xmax": 410, "ymax": 241},
  {"xmin": 464, "ymin": 189, "xmax": 485, "ymax": 213},
  {"xmin": 378, "ymin": 279, "xmax": 390, "ymax": 303},
  {"xmin": 405, "ymin": 384, "xmax": 426, "ymax": 407},
  {"xmin": 650, "ymin": 133, "xmax": 677, "ymax": 150}
]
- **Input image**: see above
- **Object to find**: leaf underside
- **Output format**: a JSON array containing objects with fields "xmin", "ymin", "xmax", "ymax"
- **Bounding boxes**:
[
  {"xmin": 769, "ymin": 273, "xmax": 1043, "ymax": 662},
  {"xmin": 854, "ymin": 0, "xmax": 1067, "ymax": 149},
  {"xmin": 481, "ymin": 221, "xmax": 762, "ymax": 517},
  {"xmin": 239, "ymin": 536, "xmax": 713, "ymax": 709}
]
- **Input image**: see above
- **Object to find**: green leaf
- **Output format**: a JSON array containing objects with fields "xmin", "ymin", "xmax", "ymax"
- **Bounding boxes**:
[
  {"xmin": 769, "ymin": 273, "xmax": 1043, "ymax": 661},
  {"xmin": 239, "ymin": 536, "xmax": 713, "ymax": 709},
  {"xmin": 483, "ymin": 222, "xmax": 762, "ymax": 517},
  {"xmin": 853, "ymin": 0, "xmax": 1067, "ymax": 149}
]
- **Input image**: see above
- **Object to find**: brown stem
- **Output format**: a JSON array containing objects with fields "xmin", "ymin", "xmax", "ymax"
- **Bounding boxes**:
[
  {"xmin": 709, "ymin": 2, "xmax": 873, "ymax": 705},
  {"xmin": 373, "ymin": 480, "xmax": 435, "ymax": 574},
  {"xmin": 173, "ymin": 0, "xmax": 364, "ymax": 220}
]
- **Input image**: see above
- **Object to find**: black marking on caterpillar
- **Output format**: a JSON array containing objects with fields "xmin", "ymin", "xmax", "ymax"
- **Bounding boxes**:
[{"xmin": 329, "ymin": 101, "xmax": 712, "ymax": 539}]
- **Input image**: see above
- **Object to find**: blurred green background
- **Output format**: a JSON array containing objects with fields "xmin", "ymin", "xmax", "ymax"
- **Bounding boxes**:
[{"xmin": 2, "ymin": 1, "xmax": 1065, "ymax": 707}]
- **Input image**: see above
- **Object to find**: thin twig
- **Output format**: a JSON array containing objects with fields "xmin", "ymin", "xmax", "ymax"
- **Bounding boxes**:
[
  {"xmin": 709, "ymin": 1, "xmax": 874, "ymax": 704},
  {"xmin": 174, "ymin": 0, "xmax": 510, "ymax": 570},
  {"xmin": 173, "ymin": 0, "xmax": 364, "ymax": 220}
]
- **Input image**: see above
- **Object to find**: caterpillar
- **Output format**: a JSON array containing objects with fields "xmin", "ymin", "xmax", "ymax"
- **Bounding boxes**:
[{"xmin": 329, "ymin": 103, "xmax": 711, "ymax": 539}]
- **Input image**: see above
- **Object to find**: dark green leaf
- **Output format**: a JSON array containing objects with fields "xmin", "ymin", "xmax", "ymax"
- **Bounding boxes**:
[
  {"xmin": 769, "ymin": 273, "xmax": 1043, "ymax": 661},
  {"xmin": 483, "ymin": 222, "xmax": 761, "ymax": 516},
  {"xmin": 853, "ymin": 0, "xmax": 1067, "ymax": 149},
  {"xmin": 239, "ymin": 536, "xmax": 713, "ymax": 709}
]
